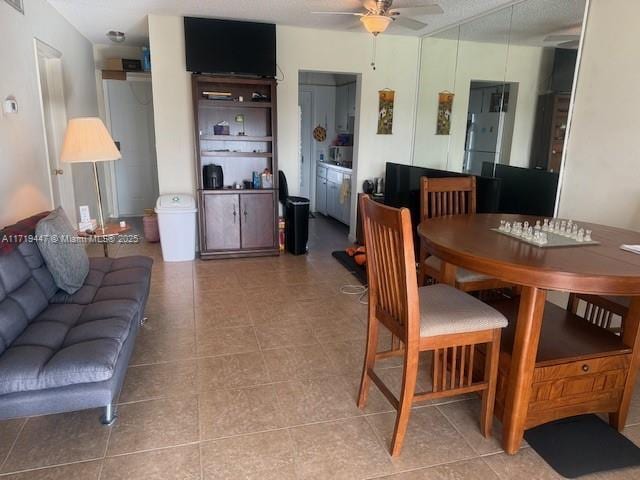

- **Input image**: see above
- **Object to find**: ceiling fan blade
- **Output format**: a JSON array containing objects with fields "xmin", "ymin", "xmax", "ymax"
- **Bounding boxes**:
[
  {"xmin": 347, "ymin": 19, "xmax": 365, "ymax": 30},
  {"xmin": 390, "ymin": 5, "xmax": 444, "ymax": 16},
  {"xmin": 544, "ymin": 34, "xmax": 580, "ymax": 42},
  {"xmin": 311, "ymin": 11, "xmax": 364, "ymax": 16},
  {"xmin": 558, "ymin": 40, "xmax": 580, "ymax": 49},
  {"xmin": 393, "ymin": 16, "xmax": 428, "ymax": 30}
]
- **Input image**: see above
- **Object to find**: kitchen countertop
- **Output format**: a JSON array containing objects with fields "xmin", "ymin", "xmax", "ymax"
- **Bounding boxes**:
[{"xmin": 318, "ymin": 161, "xmax": 352, "ymax": 174}]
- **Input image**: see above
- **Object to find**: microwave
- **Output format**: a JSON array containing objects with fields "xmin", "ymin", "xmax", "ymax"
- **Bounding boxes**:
[{"xmin": 328, "ymin": 146, "xmax": 353, "ymax": 166}]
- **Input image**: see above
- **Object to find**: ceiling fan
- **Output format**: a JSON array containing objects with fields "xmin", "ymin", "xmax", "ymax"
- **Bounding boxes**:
[{"xmin": 310, "ymin": 0, "xmax": 444, "ymax": 36}]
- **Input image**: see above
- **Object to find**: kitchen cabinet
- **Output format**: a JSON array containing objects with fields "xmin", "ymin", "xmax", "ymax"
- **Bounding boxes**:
[
  {"xmin": 335, "ymin": 84, "xmax": 348, "ymax": 132},
  {"xmin": 200, "ymin": 190, "xmax": 277, "ymax": 257},
  {"xmin": 315, "ymin": 163, "xmax": 352, "ymax": 226},
  {"xmin": 316, "ymin": 167, "xmax": 327, "ymax": 215}
]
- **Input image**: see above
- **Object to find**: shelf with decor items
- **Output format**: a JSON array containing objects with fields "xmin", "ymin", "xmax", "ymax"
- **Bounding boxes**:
[{"xmin": 192, "ymin": 74, "xmax": 279, "ymax": 259}]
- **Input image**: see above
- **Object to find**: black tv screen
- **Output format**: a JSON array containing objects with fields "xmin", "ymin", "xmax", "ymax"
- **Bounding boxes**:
[{"xmin": 184, "ymin": 17, "xmax": 276, "ymax": 77}]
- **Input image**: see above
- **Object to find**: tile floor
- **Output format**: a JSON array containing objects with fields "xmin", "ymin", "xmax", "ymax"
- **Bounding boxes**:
[{"xmin": 1, "ymin": 215, "xmax": 640, "ymax": 479}]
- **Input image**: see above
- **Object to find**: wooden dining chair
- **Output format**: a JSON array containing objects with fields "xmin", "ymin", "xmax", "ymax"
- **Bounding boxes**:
[
  {"xmin": 568, "ymin": 293, "xmax": 630, "ymax": 335},
  {"xmin": 417, "ymin": 176, "xmax": 512, "ymax": 292},
  {"xmin": 357, "ymin": 195, "xmax": 507, "ymax": 456}
]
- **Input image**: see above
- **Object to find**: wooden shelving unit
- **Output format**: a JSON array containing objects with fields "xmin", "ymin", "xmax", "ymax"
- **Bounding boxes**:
[{"xmin": 192, "ymin": 75, "xmax": 279, "ymax": 259}]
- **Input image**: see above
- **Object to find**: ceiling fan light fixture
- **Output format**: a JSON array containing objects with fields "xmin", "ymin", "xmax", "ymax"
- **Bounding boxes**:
[
  {"xmin": 360, "ymin": 15, "xmax": 392, "ymax": 36},
  {"xmin": 106, "ymin": 30, "xmax": 126, "ymax": 43}
]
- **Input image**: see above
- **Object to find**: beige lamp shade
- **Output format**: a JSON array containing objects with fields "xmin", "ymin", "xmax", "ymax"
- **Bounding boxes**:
[{"xmin": 60, "ymin": 117, "xmax": 121, "ymax": 163}]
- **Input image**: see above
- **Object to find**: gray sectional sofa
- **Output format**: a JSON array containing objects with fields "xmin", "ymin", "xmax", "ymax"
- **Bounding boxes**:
[{"xmin": 0, "ymin": 224, "xmax": 152, "ymax": 425}]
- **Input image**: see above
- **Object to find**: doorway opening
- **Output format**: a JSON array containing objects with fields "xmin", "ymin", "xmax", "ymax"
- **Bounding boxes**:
[
  {"xmin": 102, "ymin": 74, "xmax": 159, "ymax": 222},
  {"xmin": 463, "ymin": 80, "xmax": 518, "ymax": 176},
  {"xmin": 35, "ymin": 39, "xmax": 76, "ymax": 223},
  {"xmin": 298, "ymin": 71, "xmax": 359, "ymax": 251}
]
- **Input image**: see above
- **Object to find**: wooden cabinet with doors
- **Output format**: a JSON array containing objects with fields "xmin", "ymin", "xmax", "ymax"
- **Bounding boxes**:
[
  {"xmin": 201, "ymin": 190, "xmax": 277, "ymax": 254},
  {"xmin": 192, "ymin": 75, "xmax": 279, "ymax": 259}
]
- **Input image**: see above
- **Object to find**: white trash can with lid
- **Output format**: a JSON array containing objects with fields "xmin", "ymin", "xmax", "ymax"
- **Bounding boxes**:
[{"xmin": 154, "ymin": 194, "xmax": 198, "ymax": 262}]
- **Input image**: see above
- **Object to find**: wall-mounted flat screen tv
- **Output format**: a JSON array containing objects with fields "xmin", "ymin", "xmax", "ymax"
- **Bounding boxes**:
[{"xmin": 184, "ymin": 17, "xmax": 276, "ymax": 77}]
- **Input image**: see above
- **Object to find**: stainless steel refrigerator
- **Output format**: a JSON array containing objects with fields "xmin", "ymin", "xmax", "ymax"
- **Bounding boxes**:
[{"xmin": 463, "ymin": 112, "xmax": 505, "ymax": 175}]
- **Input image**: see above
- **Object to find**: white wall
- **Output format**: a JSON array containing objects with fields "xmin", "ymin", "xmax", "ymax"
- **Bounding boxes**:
[
  {"xmin": 148, "ymin": 15, "xmax": 196, "ymax": 196},
  {"xmin": 558, "ymin": 0, "xmax": 640, "ymax": 230},
  {"xmin": 413, "ymin": 36, "xmax": 553, "ymax": 172},
  {"xmin": 279, "ymin": 27, "xmax": 420, "ymax": 238},
  {"xmin": 148, "ymin": 18, "xmax": 421, "ymax": 238},
  {"xmin": 0, "ymin": 0, "xmax": 98, "ymax": 227}
]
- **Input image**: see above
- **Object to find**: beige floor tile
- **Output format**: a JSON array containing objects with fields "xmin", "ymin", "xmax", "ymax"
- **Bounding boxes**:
[
  {"xmin": 145, "ymin": 292, "xmax": 194, "ymax": 316},
  {"xmin": 342, "ymin": 375, "xmax": 396, "ymax": 415},
  {"xmin": 311, "ymin": 314, "xmax": 367, "ymax": 344},
  {"xmin": 483, "ymin": 448, "xmax": 564, "ymax": 480},
  {"xmin": 107, "ymin": 396, "xmax": 199, "ymax": 456},
  {"xmin": 378, "ymin": 458, "xmax": 499, "ymax": 479},
  {"xmin": 366, "ymin": 407, "xmax": 475, "ymax": 472},
  {"xmin": 1, "ymin": 410, "xmax": 109, "ymax": 473},
  {"xmin": 274, "ymin": 376, "xmax": 363, "ymax": 426},
  {"xmin": 143, "ymin": 309, "xmax": 195, "ymax": 331},
  {"xmin": 290, "ymin": 416, "xmax": 394, "ymax": 479},
  {"xmin": 193, "ymin": 271, "xmax": 241, "ymax": 291},
  {"xmin": 625, "ymin": 423, "xmax": 640, "ymax": 444},
  {"xmin": 255, "ymin": 321, "xmax": 318, "ymax": 350},
  {"xmin": 197, "ymin": 352, "xmax": 269, "ymax": 391},
  {"xmin": 323, "ymin": 339, "xmax": 367, "ymax": 376},
  {"xmin": 262, "ymin": 344, "xmax": 338, "ymax": 382},
  {"xmin": 437, "ymin": 398, "xmax": 504, "ymax": 455},
  {"xmin": 130, "ymin": 324, "xmax": 196, "ymax": 365},
  {"xmin": 296, "ymin": 298, "xmax": 351, "ymax": 319},
  {"xmin": 248, "ymin": 300, "xmax": 306, "ymax": 325},
  {"xmin": 0, "ymin": 418, "xmax": 25, "ymax": 467},
  {"xmin": 196, "ymin": 325, "xmax": 259, "ymax": 357},
  {"xmin": 101, "ymin": 445, "xmax": 201, "ymax": 480},
  {"xmin": 0, "ymin": 460, "xmax": 102, "ymax": 480},
  {"xmin": 200, "ymin": 430, "xmax": 296, "ymax": 480},
  {"xmin": 195, "ymin": 301, "xmax": 252, "ymax": 329},
  {"xmin": 199, "ymin": 384, "xmax": 285, "ymax": 440},
  {"xmin": 119, "ymin": 359, "xmax": 198, "ymax": 403},
  {"xmin": 624, "ymin": 385, "xmax": 640, "ymax": 426}
]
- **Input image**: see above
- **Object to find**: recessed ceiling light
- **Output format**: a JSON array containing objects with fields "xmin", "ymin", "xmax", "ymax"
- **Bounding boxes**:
[{"xmin": 106, "ymin": 31, "xmax": 126, "ymax": 43}]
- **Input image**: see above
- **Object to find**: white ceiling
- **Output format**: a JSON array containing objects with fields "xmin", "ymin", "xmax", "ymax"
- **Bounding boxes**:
[
  {"xmin": 47, "ymin": 0, "xmax": 520, "ymax": 46},
  {"xmin": 434, "ymin": 0, "xmax": 585, "ymax": 46}
]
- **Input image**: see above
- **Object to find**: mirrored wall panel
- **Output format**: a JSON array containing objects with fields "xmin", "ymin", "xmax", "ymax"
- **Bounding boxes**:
[{"xmin": 413, "ymin": 0, "xmax": 586, "ymax": 189}]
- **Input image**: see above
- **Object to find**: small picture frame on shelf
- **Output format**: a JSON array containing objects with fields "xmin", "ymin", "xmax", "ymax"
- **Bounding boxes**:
[{"xmin": 5, "ymin": 0, "xmax": 24, "ymax": 14}]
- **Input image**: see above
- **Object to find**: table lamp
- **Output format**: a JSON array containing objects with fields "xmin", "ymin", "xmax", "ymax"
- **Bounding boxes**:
[{"xmin": 60, "ymin": 117, "xmax": 121, "ymax": 233}]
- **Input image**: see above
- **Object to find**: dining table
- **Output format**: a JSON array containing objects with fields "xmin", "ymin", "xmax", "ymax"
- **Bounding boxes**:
[{"xmin": 418, "ymin": 213, "xmax": 640, "ymax": 454}]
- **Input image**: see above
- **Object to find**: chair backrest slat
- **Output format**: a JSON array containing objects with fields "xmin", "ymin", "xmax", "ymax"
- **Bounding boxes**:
[
  {"xmin": 420, "ymin": 176, "xmax": 477, "ymax": 222},
  {"xmin": 360, "ymin": 196, "xmax": 419, "ymax": 344}
]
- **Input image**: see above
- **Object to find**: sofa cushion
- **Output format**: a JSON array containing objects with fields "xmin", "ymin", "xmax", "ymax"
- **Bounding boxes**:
[
  {"xmin": 0, "ymin": 251, "xmax": 50, "ymax": 356},
  {"xmin": 36, "ymin": 208, "xmax": 89, "ymax": 294},
  {"xmin": 17, "ymin": 242, "xmax": 58, "ymax": 300},
  {"xmin": 50, "ymin": 256, "xmax": 151, "ymax": 305},
  {"xmin": 0, "ymin": 300, "xmax": 136, "ymax": 395}
]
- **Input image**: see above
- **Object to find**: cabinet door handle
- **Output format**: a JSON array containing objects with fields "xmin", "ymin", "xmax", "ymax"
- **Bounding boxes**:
[
  {"xmin": 243, "ymin": 208, "xmax": 248, "ymax": 221},
  {"xmin": 232, "ymin": 206, "xmax": 237, "ymax": 224}
]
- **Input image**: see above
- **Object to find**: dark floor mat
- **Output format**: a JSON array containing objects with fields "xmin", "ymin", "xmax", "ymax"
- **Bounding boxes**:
[
  {"xmin": 524, "ymin": 414, "xmax": 640, "ymax": 478},
  {"xmin": 331, "ymin": 251, "xmax": 367, "ymax": 285}
]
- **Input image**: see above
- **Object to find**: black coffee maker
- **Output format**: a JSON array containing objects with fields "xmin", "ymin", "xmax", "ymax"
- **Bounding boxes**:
[{"xmin": 203, "ymin": 164, "xmax": 224, "ymax": 189}]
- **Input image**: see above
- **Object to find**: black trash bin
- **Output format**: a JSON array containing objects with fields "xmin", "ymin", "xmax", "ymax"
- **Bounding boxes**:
[
  {"xmin": 279, "ymin": 170, "xmax": 310, "ymax": 255},
  {"xmin": 285, "ymin": 196, "xmax": 310, "ymax": 255}
]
